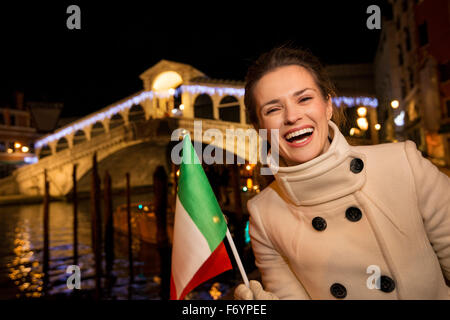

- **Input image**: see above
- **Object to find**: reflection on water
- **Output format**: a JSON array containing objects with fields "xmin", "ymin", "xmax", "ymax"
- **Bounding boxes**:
[
  {"xmin": 8, "ymin": 220, "xmax": 43, "ymax": 298},
  {"xmin": 0, "ymin": 193, "xmax": 239, "ymax": 300}
]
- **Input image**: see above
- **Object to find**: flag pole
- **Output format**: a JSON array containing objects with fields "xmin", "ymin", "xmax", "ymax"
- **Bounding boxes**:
[{"xmin": 225, "ymin": 228, "xmax": 249, "ymax": 288}]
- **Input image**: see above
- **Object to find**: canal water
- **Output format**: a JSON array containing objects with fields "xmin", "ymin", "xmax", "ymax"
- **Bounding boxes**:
[{"xmin": 0, "ymin": 192, "xmax": 249, "ymax": 300}]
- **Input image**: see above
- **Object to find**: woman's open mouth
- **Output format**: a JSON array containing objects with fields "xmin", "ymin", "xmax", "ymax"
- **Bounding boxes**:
[{"xmin": 284, "ymin": 127, "xmax": 314, "ymax": 147}]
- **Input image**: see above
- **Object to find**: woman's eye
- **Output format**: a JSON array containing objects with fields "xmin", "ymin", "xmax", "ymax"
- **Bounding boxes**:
[
  {"xmin": 299, "ymin": 97, "xmax": 312, "ymax": 103},
  {"xmin": 265, "ymin": 108, "xmax": 279, "ymax": 115}
]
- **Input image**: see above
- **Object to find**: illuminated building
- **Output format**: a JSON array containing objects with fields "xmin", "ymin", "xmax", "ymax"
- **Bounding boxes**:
[{"xmin": 375, "ymin": 0, "xmax": 450, "ymax": 166}]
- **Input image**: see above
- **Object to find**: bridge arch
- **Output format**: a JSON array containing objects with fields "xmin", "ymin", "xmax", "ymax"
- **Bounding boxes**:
[
  {"xmin": 39, "ymin": 145, "xmax": 52, "ymax": 159},
  {"xmin": 128, "ymin": 104, "xmax": 146, "ymax": 123},
  {"xmin": 91, "ymin": 121, "xmax": 106, "ymax": 138},
  {"xmin": 219, "ymin": 95, "xmax": 240, "ymax": 123},
  {"xmin": 56, "ymin": 137, "xmax": 69, "ymax": 152},
  {"xmin": 73, "ymin": 130, "xmax": 87, "ymax": 145},
  {"xmin": 109, "ymin": 113, "xmax": 125, "ymax": 130}
]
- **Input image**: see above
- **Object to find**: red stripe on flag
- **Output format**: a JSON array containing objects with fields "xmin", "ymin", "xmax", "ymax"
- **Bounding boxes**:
[
  {"xmin": 170, "ymin": 273, "xmax": 177, "ymax": 300},
  {"xmin": 171, "ymin": 241, "xmax": 232, "ymax": 300}
]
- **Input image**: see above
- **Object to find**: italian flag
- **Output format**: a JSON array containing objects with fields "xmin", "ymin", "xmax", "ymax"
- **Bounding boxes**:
[{"xmin": 170, "ymin": 135, "xmax": 232, "ymax": 300}]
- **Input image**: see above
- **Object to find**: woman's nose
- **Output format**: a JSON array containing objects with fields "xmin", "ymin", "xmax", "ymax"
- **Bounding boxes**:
[{"xmin": 284, "ymin": 104, "xmax": 302, "ymax": 125}]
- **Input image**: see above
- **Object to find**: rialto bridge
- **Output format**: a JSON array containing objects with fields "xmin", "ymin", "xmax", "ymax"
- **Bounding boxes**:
[{"xmin": 0, "ymin": 60, "xmax": 378, "ymax": 197}]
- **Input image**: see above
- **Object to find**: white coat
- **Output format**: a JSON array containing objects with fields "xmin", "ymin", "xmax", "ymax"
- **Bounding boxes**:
[{"xmin": 247, "ymin": 120, "xmax": 450, "ymax": 299}]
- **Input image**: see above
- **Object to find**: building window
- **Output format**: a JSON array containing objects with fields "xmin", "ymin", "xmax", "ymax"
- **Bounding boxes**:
[
  {"xmin": 9, "ymin": 114, "xmax": 15, "ymax": 126},
  {"xmin": 418, "ymin": 22, "xmax": 428, "ymax": 46},
  {"xmin": 404, "ymin": 28, "xmax": 411, "ymax": 51},
  {"xmin": 398, "ymin": 45, "xmax": 404, "ymax": 66},
  {"xmin": 401, "ymin": 79, "xmax": 407, "ymax": 98},
  {"xmin": 0, "ymin": 141, "xmax": 5, "ymax": 152},
  {"xmin": 438, "ymin": 62, "xmax": 450, "ymax": 82},
  {"xmin": 402, "ymin": 0, "xmax": 408, "ymax": 11},
  {"xmin": 409, "ymin": 68, "xmax": 415, "ymax": 89}
]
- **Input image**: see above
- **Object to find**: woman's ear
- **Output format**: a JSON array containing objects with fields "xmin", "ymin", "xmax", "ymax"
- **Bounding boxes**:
[{"xmin": 326, "ymin": 96, "xmax": 333, "ymax": 121}]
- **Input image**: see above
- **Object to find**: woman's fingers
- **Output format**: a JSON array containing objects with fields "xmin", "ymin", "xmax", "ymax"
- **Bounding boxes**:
[
  {"xmin": 234, "ymin": 283, "xmax": 254, "ymax": 300},
  {"xmin": 250, "ymin": 280, "xmax": 279, "ymax": 300},
  {"xmin": 234, "ymin": 280, "xmax": 280, "ymax": 300}
]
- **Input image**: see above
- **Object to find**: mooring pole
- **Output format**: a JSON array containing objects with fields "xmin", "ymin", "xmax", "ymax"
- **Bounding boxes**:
[
  {"xmin": 126, "ymin": 172, "xmax": 134, "ymax": 298},
  {"xmin": 154, "ymin": 166, "xmax": 170, "ymax": 300},
  {"xmin": 90, "ymin": 153, "xmax": 102, "ymax": 299},
  {"xmin": 43, "ymin": 169, "xmax": 50, "ymax": 294},
  {"xmin": 230, "ymin": 163, "xmax": 245, "ymax": 256},
  {"xmin": 73, "ymin": 164, "xmax": 78, "ymax": 267},
  {"xmin": 104, "ymin": 170, "xmax": 114, "ymax": 295}
]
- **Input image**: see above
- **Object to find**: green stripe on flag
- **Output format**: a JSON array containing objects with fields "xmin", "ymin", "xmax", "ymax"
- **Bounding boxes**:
[{"xmin": 177, "ymin": 135, "xmax": 227, "ymax": 252}]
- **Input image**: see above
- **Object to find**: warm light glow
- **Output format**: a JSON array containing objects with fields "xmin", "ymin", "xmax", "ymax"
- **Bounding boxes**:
[
  {"xmin": 357, "ymin": 117, "xmax": 369, "ymax": 131},
  {"xmin": 349, "ymin": 127, "xmax": 361, "ymax": 136},
  {"xmin": 152, "ymin": 71, "xmax": 183, "ymax": 92},
  {"xmin": 242, "ymin": 186, "xmax": 248, "ymax": 192},
  {"xmin": 246, "ymin": 178, "xmax": 253, "ymax": 189},
  {"xmin": 14, "ymin": 142, "xmax": 21, "ymax": 149},
  {"xmin": 179, "ymin": 104, "xmax": 184, "ymax": 110},
  {"xmin": 209, "ymin": 282, "xmax": 222, "ymax": 300},
  {"xmin": 168, "ymin": 88, "xmax": 175, "ymax": 95},
  {"xmin": 176, "ymin": 169, "xmax": 180, "ymax": 177},
  {"xmin": 171, "ymin": 108, "xmax": 177, "ymax": 114},
  {"xmin": 7, "ymin": 148, "xmax": 13, "ymax": 154},
  {"xmin": 357, "ymin": 107, "xmax": 367, "ymax": 117},
  {"xmin": 391, "ymin": 100, "xmax": 399, "ymax": 109},
  {"xmin": 21, "ymin": 146, "xmax": 29, "ymax": 153},
  {"xmin": 245, "ymin": 165, "xmax": 251, "ymax": 171},
  {"xmin": 374, "ymin": 123, "xmax": 381, "ymax": 130}
]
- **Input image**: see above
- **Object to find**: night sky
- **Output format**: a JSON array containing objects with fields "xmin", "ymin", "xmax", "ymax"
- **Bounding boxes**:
[{"xmin": 1, "ymin": 0, "xmax": 389, "ymax": 118}]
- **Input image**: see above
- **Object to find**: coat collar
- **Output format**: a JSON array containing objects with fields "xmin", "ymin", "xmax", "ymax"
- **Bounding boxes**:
[{"xmin": 268, "ymin": 120, "xmax": 367, "ymax": 206}]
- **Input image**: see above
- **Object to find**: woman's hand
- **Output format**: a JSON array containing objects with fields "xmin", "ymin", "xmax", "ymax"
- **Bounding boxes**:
[{"xmin": 234, "ymin": 280, "xmax": 279, "ymax": 300}]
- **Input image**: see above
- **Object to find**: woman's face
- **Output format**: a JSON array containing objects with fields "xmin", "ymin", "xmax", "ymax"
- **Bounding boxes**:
[{"xmin": 253, "ymin": 65, "xmax": 333, "ymax": 166}]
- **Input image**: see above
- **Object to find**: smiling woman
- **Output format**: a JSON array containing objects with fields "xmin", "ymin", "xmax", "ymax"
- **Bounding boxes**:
[
  {"xmin": 234, "ymin": 46, "xmax": 450, "ymax": 300},
  {"xmin": 244, "ymin": 47, "xmax": 346, "ymax": 166}
]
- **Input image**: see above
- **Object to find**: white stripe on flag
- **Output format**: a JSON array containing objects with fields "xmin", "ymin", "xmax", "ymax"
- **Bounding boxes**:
[{"xmin": 171, "ymin": 195, "xmax": 212, "ymax": 299}]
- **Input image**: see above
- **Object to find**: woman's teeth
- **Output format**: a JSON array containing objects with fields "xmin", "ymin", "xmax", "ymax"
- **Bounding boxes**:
[
  {"xmin": 285, "ymin": 127, "xmax": 314, "ymax": 143},
  {"xmin": 293, "ymin": 135, "xmax": 310, "ymax": 144}
]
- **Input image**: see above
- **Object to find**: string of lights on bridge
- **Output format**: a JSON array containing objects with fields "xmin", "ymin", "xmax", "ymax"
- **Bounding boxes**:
[{"xmin": 35, "ymin": 84, "xmax": 378, "ymax": 149}]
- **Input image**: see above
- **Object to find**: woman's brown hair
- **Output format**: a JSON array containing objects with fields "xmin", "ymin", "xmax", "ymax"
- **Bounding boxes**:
[{"xmin": 244, "ymin": 46, "xmax": 346, "ymax": 129}]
